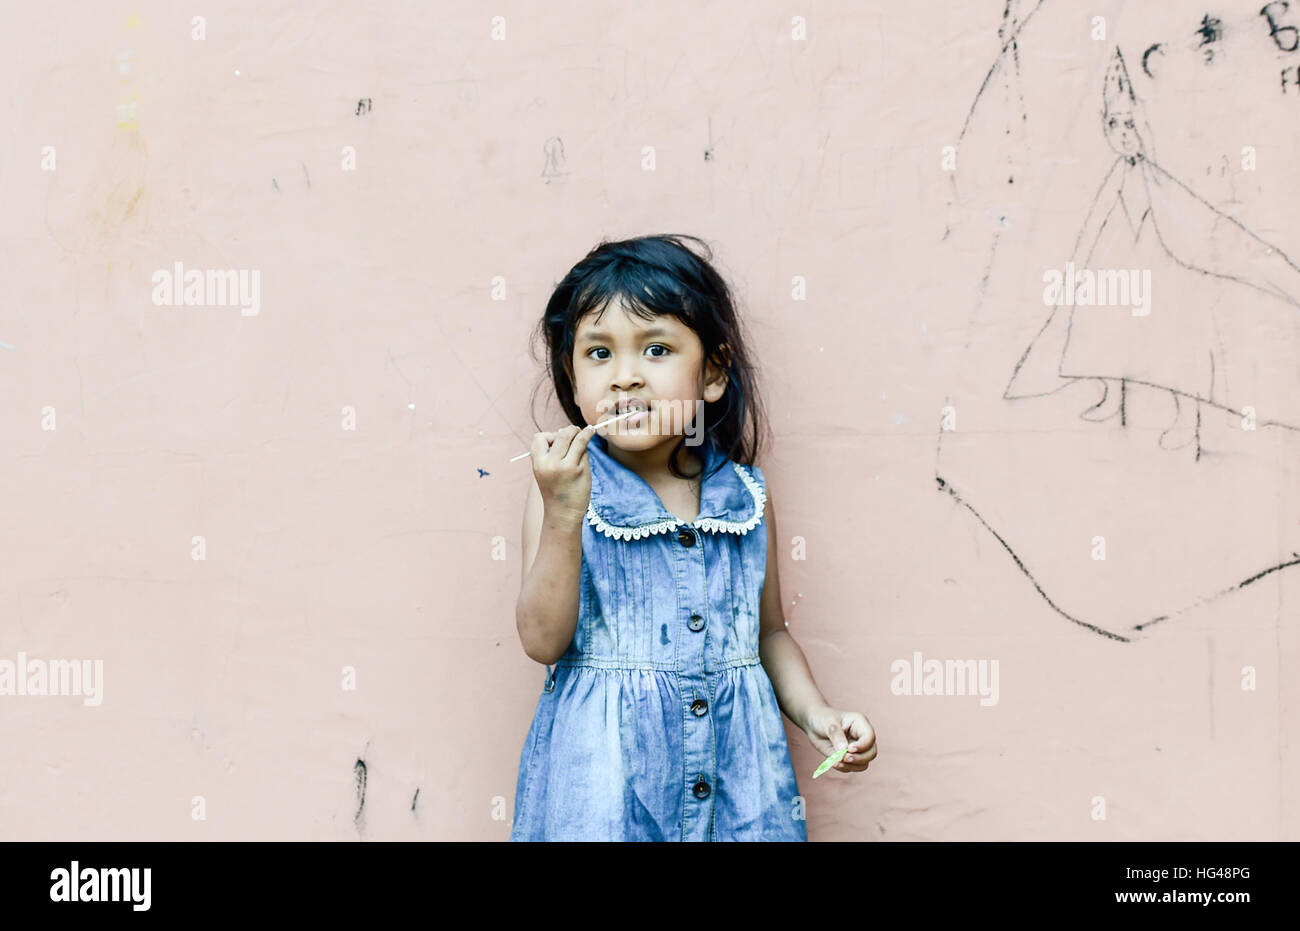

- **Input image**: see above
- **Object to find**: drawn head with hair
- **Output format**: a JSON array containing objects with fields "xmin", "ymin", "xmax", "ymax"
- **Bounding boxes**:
[{"xmin": 1101, "ymin": 47, "xmax": 1146, "ymax": 159}]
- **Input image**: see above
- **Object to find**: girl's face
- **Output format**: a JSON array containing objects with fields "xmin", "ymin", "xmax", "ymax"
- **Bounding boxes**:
[
  {"xmin": 1103, "ymin": 108, "xmax": 1142, "ymax": 157},
  {"xmin": 570, "ymin": 298, "xmax": 728, "ymax": 453}
]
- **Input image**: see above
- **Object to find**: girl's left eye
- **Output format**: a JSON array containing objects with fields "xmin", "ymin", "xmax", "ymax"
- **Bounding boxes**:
[{"xmin": 647, "ymin": 344, "xmax": 670, "ymax": 357}]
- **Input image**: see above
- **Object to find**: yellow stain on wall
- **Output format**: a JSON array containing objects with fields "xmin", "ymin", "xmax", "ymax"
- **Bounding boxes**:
[
  {"xmin": 124, "ymin": 12, "xmax": 142, "ymax": 29},
  {"xmin": 115, "ymin": 98, "xmax": 139, "ymax": 128}
]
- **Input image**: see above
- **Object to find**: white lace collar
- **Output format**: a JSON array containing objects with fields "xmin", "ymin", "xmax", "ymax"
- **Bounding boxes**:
[{"xmin": 584, "ymin": 434, "xmax": 767, "ymax": 541}]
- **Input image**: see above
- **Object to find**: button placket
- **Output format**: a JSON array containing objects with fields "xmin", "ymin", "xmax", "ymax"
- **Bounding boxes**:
[{"xmin": 678, "ymin": 523, "xmax": 713, "ymax": 833}]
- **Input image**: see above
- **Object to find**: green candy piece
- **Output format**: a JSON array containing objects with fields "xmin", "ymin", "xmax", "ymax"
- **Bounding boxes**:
[{"xmin": 813, "ymin": 746, "xmax": 850, "ymax": 778}]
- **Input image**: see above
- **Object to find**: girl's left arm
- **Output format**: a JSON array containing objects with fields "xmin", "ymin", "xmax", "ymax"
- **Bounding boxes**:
[{"xmin": 757, "ymin": 490, "xmax": 878, "ymax": 774}]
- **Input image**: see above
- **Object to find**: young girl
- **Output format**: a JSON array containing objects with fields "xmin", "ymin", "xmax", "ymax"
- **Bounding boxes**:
[{"xmin": 510, "ymin": 234, "xmax": 876, "ymax": 841}]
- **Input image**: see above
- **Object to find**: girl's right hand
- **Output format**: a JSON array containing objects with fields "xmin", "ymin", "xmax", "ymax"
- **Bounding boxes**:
[{"xmin": 531, "ymin": 424, "xmax": 598, "ymax": 524}]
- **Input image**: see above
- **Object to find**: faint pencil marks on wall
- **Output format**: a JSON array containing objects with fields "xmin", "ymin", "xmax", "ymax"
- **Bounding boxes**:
[
  {"xmin": 994, "ymin": 0, "xmax": 1030, "ymax": 186},
  {"xmin": 957, "ymin": 0, "xmax": 1047, "ymax": 145},
  {"xmin": 542, "ymin": 137, "xmax": 567, "ymax": 183},
  {"xmin": 271, "ymin": 159, "xmax": 314, "ymax": 195},
  {"xmin": 946, "ymin": 0, "xmax": 1041, "ymax": 238}
]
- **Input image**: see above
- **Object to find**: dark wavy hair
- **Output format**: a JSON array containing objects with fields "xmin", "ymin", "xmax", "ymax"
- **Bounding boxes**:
[{"xmin": 528, "ymin": 234, "xmax": 770, "ymax": 482}]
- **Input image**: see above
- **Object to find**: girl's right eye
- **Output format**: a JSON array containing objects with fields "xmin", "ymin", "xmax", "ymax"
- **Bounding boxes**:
[{"xmin": 588, "ymin": 348, "xmax": 610, "ymax": 360}]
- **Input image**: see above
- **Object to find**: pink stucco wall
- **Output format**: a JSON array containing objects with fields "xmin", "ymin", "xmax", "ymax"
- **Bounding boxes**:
[{"xmin": 1, "ymin": 1, "xmax": 1296, "ymax": 840}]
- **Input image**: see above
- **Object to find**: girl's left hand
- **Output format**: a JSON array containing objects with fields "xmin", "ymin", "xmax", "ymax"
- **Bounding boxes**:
[{"xmin": 803, "ymin": 705, "xmax": 877, "ymax": 774}]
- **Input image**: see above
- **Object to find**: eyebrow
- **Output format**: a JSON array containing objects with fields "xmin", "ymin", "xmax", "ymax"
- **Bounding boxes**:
[{"xmin": 576, "ymin": 326, "xmax": 674, "ymax": 342}]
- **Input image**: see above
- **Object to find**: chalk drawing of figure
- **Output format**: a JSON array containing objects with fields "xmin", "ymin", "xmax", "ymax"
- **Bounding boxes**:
[{"xmin": 1003, "ymin": 47, "xmax": 1300, "ymax": 453}]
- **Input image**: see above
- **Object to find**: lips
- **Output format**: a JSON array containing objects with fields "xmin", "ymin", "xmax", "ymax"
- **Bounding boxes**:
[{"xmin": 614, "ymin": 399, "xmax": 650, "ymax": 415}]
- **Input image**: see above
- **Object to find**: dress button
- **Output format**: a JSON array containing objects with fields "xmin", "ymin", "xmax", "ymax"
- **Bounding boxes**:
[
  {"xmin": 688, "ymin": 614, "xmax": 705, "ymax": 632},
  {"xmin": 692, "ymin": 778, "xmax": 711, "ymax": 799},
  {"xmin": 677, "ymin": 528, "xmax": 695, "ymax": 547},
  {"xmin": 691, "ymin": 698, "xmax": 708, "ymax": 716}
]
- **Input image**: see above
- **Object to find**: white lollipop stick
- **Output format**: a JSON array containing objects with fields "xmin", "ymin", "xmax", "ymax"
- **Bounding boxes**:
[{"xmin": 508, "ymin": 409, "xmax": 641, "ymax": 462}]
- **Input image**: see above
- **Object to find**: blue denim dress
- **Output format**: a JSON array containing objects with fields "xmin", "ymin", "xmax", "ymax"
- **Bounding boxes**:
[{"xmin": 509, "ymin": 432, "xmax": 807, "ymax": 841}]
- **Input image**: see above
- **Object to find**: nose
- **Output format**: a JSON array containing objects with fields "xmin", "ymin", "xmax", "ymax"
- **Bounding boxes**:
[{"xmin": 610, "ymin": 357, "xmax": 645, "ymax": 392}]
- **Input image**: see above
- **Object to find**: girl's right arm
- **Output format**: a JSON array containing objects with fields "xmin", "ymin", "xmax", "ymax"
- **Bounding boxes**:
[{"xmin": 515, "ymin": 424, "xmax": 597, "ymax": 665}]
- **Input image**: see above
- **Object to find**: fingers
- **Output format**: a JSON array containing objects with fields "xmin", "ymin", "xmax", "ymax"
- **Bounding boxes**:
[
  {"xmin": 836, "ymin": 741, "xmax": 876, "ymax": 772},
  {"xmin": 842, "ymin": 714, "xmax": 877, "ymax": 754},
  {"xmin": 561, "ymin": 423, "xmax": 597, "ymax": 464},
  {"xmin": 826, "ymin": 712, "xmax": 878, "ymax": 773},
  {"xmin": 845, "ymin": 731, "xmax": 877, "ymax": 757},
  {"xmin": 840, "ymin": 743, "xmax": 878, "ymax": 768},
  {"xmin": 836, "ymin": 757, "xmax": 871, "ymax": 773},
  {"xmin": 849, "ymin": 741, "xmax": 878, "ymax": 762},
  {"xmin": 839, "ymin": 735, "xmax": 877, "ymax": 771},
  {"xmin": 531, "ymin": 431, "xmax": 555, "ymax": 459},
  {"xmin": 825, "ymin": 721, "xmax": 848, "ymax": 751},
  {"xmin": 545, "ymin": 424, "xmax": 575, "ymax": 460},
  {"xmin": 532, "ymin": 425, "xmax": 579, "ymax": 460}
]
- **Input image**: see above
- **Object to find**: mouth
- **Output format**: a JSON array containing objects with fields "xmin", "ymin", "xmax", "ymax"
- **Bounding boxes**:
[{"xmin": 610, "ymin": 399, "xmax": 651, "ymax": 427}]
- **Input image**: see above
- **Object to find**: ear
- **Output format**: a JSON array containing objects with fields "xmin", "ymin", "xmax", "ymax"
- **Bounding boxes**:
[
  {"xmin": 703, "ymin": 345, "xmax": 730, "ymax": 404},
  {"xmin": 709, "ymin": 343, "xmax": 733, "ymax": 371}
]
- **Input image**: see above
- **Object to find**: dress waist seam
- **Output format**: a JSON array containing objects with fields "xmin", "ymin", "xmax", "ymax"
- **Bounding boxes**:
[{"xmin": 553, "ymin": 656, "xmax": 763, "ymax": 672}]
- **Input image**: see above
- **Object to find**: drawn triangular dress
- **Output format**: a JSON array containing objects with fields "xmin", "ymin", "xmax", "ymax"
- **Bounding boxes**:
[{"xmin": 1006, "ymin": 154, "xmax": 1300, "ymax": 429}]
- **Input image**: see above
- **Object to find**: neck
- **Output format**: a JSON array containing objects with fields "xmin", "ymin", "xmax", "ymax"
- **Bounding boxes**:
[{"xmin": 599, "ymin": 434, "xmax": 707, "ymax": 484}]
